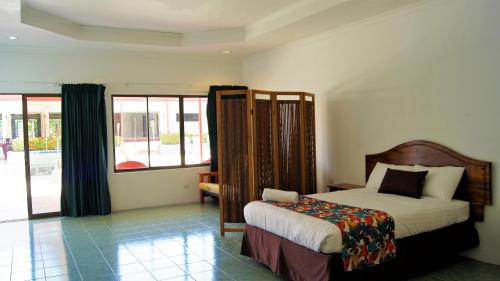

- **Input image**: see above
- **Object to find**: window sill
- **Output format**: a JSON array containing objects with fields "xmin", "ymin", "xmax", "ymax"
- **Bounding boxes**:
[{"xmin": 113, "ymin": 163, "xmax": 210, "ymax": 173}]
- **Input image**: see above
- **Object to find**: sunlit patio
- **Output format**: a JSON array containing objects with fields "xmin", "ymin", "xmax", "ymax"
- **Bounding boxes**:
[{"xmin": 0, "ymin": 95, "xmax": 62, "ymax": 221}]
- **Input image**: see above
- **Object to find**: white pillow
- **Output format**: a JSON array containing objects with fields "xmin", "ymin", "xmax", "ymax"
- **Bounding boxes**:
[
  {"xmin": 415, "ymin": 165, "xmax": 465, "ymax": 201},
  {"xmin": 365, "ymin": 162, "xmax": 416, "ymax": 190}
]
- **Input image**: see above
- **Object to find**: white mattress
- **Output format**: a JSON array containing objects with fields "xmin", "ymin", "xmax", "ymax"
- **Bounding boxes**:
[{"xmin": 244, "ymin": 188, "xmax": 469, "ymax": 254}]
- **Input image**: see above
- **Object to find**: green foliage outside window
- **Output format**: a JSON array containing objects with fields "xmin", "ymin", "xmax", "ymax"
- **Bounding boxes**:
[
  {"xmin": 114, "ymin": 136, "xmax": 123, "ymax": 146},
  {"xmin": 12, "ymin": 137, "xmax": 61, "ymax": 152},
  {"xmin": 160, "ymin": 133, "xmax": 209, "ymax": 145},
  {"xmin": 160, "ymin": 133, "xmax": 181, "ymax": 145}
]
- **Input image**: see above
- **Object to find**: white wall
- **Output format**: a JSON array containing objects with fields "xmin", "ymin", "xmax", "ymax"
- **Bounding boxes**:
[
  {"xmin": 243, "ymin": 0, "xmax": 500, "ymax": 265},
  {"xmin": 0, "ymin": 47, "xmax": 243, "ymax": 211}
]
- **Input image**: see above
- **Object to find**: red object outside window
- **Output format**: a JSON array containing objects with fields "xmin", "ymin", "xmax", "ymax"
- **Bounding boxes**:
[{"xmin": 116, "ymin": 161, "xmax": 147, "ymax": 170}]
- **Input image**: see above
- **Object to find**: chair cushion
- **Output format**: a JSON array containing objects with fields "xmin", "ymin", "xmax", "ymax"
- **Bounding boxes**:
[{"xmin": 199, "ymin": 183, "xmax": 219, "ymax": 194}]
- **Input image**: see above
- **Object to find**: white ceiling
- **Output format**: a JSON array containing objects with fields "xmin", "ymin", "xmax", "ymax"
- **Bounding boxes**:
[
  {"xmin": 0, "ymin": 0, "xmax": 427, "ymax": 56},
  {"xmin": 24, "ymin": 0, "xmax": 299, "ymax": 33}
]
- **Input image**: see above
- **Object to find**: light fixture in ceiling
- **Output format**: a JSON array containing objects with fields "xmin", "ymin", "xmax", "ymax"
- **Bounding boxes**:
[
  {"xmin": 7, "ymin": 36, "xmax": 18, "ymax": 40},
  {"xmin": 222, "ymin": 50, "xmax": 231, "ymax": 54}
]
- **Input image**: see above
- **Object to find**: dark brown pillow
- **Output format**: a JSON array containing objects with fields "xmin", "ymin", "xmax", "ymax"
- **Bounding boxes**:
[{"xmin": 378, "ymin": 168, "xmax": 428, "ymax": 198}]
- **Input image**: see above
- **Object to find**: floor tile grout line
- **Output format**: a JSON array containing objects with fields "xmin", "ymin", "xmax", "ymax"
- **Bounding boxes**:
[
  {"xmin": 39, "ymin": 239, "xmax": 47, "ymax": 280},
  {"xmin": 109, "ymin": 215, "xmax": 223, "ymax": 281},
  {"xmin": 111, "ymin": 221, "xmax": 216, "ymax": 238},
  {"xmin": 125, "ymin": 242, "xmax": 186, "ymax": 280},
  {"xmin": 77, "ymin": 219, "xmax": 119, "ymax": 281},
  {"xmin": 8, "ymin": 245, "xmax": 13, "ymax": 281},
  {"xmin": 96, "ymin": 215, "xmax": 172, "ymax": 244},
  {"xmin": 110, "ymin": 217, "xmax": 230, "ymax": 281},
  {"xmin": 94, "ymin": 216, "xmax": 127, "ymax": 244},
  {"xmin": 172, "ymin": 222, "xmax": 243, "ymax": 280},
  {"xmin": 100, "ymin": 209, "xmax": 217, "ymax": 226},
  {"xmin": 60, "ymin": 221, "xmax": 84, "ymax": 281}
]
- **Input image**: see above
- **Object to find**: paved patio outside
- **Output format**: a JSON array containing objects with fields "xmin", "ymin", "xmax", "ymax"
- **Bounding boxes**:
[{"xmin": 0, "ymin": 160, "xmax": 60, "ymax": 221}]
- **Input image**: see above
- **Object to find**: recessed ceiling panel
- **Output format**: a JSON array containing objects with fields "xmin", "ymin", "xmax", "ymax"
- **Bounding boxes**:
[
  {"xmin": 24, "ymin": 0, "xmax": 300, "ymax": 33},
  {"xmin": 2, "ymin": 0, "xmax": 427, "ymax": 55}
]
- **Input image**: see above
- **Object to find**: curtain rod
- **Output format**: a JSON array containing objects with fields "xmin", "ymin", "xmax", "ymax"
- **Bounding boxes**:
[{"xmin": 0, "ymin": 81, "xmax": 211, "ymax": 88}]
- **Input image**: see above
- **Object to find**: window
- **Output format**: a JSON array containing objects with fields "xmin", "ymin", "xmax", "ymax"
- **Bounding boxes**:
[
  {"xmin": 148, "ymin": 97, "xmax": 181, "ymax": 167},
  {"xmin": 183, "ymin": 97, "xmax": 210, "ymax": 165},
  {"xmin": 11, "ymin": 114, "xmax": 41, "ymax": 138},
  {"xmin": 112, "ymin": 95, "xmax": 210, "ymax": 171},
  {"xmin": 48, "ymin": 114, "xmax": 62, "ymax": 137}
]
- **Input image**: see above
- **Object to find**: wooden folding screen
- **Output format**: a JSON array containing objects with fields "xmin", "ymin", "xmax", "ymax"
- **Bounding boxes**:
[
  {"xmin": 253, "ymin": 93, "xmax": 274, "ymax": 200},
  {"xmin": 217, "ymin": 91, "xmax": 252, "ymax": 229},
  {"xmin": 304, "ymin": 93, "xmax": 317, "ymax": 194},
  {"xmin": 217, "ymin": 90, "xmax": 316, "ymax": 235}
]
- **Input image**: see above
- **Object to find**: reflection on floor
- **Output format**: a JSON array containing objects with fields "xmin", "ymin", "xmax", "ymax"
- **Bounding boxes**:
[{"xmin": 0, "ymin": 201, "xmax": 499, "ymax": 281}]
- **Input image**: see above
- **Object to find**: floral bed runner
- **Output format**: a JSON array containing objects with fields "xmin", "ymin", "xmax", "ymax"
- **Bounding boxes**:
[{"xmin": 265, "ymin": 196, "xmax": 396, "ymax": 271}]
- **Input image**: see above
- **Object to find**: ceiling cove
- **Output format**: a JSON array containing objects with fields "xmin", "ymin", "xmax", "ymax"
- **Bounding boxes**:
[{"xmin": 15, "ymin": 0, "xmax": 427, "ymax": 53}]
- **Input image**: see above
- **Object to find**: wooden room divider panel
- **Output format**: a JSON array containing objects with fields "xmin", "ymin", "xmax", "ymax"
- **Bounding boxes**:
[
  {"xmin": 276, "ymin": 95, "xmax": 302, "ymax": 193},
  {"xmin": 253, "ymin": 93, "xmax": 274, "ymax": 200},
  {"xmin": 217, "ymin": 93, "xmax": 252, "ymax": 225},
  {"xmin": 304, "ymin": 93, "xmax": 317, "ymax": 195},
  {"xmin": 217, "ymin": 90, "xmax": 316, "ymax": 235}
]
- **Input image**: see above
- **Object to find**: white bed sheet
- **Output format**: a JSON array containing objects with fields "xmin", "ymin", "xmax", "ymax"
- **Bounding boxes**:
[{"xmin": 243, "ymin": 188, "xmax": 469, "ymax": 254}]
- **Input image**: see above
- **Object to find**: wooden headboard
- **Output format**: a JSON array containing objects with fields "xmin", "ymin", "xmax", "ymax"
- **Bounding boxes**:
[{"xmin": 366, "ymin": 140, "xmax": 492, "ymax": 221}]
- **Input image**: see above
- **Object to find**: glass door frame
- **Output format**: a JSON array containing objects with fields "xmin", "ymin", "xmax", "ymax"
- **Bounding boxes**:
[{"xmin": 22, "ymin": 94, "xmax": 61, "ymax": 219}]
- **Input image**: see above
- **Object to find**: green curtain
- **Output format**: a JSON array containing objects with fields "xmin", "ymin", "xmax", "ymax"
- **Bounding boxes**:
[
  {"xmin": 207, "ymin": 85, "xmax": 248, "ymax": 171},
  {"xmin": 61, "ymin": 84, "xmax": 111, "ymax": 216}
]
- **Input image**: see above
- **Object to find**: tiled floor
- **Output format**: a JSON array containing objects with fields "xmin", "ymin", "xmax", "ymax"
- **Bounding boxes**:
[{"xmin": 0, "ymin": 201, "xmax": 499, "ymax": 281}]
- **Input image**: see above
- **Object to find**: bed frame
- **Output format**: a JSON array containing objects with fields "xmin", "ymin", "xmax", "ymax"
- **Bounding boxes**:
[
  {"xmin": 366, "ymin": 140, "xmax": 492, "ymax": 221},
  {"xmin": 241, "ymin": 140, "xmax": 492, "ymax": 281}
]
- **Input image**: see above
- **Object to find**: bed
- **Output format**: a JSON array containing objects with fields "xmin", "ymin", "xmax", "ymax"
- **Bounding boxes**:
[{"xmin": 240, "ymin": 140, "xmax": 492, "ymax": 281}]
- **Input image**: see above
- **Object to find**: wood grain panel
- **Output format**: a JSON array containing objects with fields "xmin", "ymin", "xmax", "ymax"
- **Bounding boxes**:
[
  {"xmin": 277, "ymin": 100, "xmax": 302, "ymax": 193},
  {"xmin": 304, "ymin": 96, "xmax": 317, "ymax": 194},
  {"xmin": 219, "ymin": 97, "xmax": 249, "ymax": 223},
  {"xmin": 253, "ymin": 99, "xmax": 274, "ymax": 199}
]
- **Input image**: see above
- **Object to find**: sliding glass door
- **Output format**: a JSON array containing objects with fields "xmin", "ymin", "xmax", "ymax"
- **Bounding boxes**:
[
  {"xmin": 25, "ymin": 96, "xmax": 62, "ymax": 217},
  {"xmin": 0, "ymin": 94, "xmax": 61, "ymax": 222},
  {"xmin": 0, "ymin": 95, "xmax": 28, "ymax": 221}
]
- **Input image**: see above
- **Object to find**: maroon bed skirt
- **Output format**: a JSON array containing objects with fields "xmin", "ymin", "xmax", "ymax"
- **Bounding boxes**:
[{"xmin": 241, "ymin": 222, "xmax": 479, "ymax": 281}]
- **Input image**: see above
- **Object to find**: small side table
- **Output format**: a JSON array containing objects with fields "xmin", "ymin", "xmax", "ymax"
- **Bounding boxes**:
[{"xmin": 327, "ymin": 183, "xmax": 364, "ymax": 192}]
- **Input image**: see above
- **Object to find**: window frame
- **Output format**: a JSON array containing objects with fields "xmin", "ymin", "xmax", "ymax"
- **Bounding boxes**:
[{"xmin": 111, "ymin": 94, "xmax": 210, "ymax": 173}]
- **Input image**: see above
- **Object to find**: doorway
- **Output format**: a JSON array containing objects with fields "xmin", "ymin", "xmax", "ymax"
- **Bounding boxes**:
[{"xmin": 0, "ymin": 94, "xmax": 62, "ymax": 221}]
